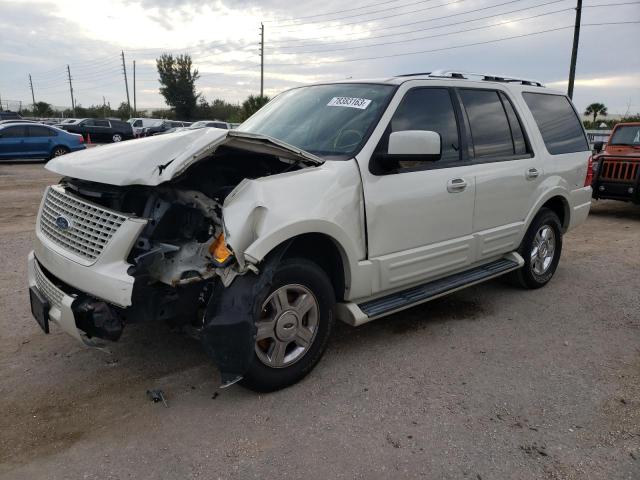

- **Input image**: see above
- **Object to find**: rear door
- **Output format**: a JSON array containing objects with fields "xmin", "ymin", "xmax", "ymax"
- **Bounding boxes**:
[
  {"xmin": 92, "ymin": 119, "xmax": 112, "ymax": 141},
  {"xmin": 26, "ymin": 125, "xmax": 53, "ymax": 157},
  {"xmin": 458, "ymin": 88, "xmax": 540, "ymax": 261},
  {"xmin": 0, "ymin": 126, "xmax": 28, "ymax": 159}
]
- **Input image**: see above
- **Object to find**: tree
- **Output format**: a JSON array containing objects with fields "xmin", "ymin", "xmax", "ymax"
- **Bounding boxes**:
[
  {"xmin": 33, "ymin": 101, "xmax": 54, "ymax": 117},
  {"xmin": 584, "ymin": 103, "xmax": 608, "ymax": 124},
  {"xmin": 195, "ymin": 97, "xmax": 243, "ymax": 122},
  {"xmin": 241, "ymin": 95, "xmax": 270, "ymax": 120},
  {"xmin": 115, "ymin": 102, "xmax": 132, "ymax": 120},
  {"xmin": 156, "ymin": 53, "xmax": 200, "ymax": 120}
]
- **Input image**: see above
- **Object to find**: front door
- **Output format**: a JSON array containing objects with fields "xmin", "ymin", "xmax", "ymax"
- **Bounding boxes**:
[
  {"xmin": 358, "ymin": 86, "xmax": 477, "ymax": 295},
  {"xmin": 0, "ymin": 125, "xmax": 28, "ymax": 159}
]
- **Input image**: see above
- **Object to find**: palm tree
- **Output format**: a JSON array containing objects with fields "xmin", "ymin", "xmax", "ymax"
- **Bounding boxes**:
[{"xmin": 584, "ymin": 103, "xmax": 608, "ymax": 124}]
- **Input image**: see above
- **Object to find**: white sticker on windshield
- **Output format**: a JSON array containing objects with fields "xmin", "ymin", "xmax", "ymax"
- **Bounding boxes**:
[{"xmin": 327, "ymin": 97, "xmax": 372, "ymax": 109}]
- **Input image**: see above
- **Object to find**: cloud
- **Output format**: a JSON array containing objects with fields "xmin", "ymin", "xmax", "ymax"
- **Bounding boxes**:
[{"xmin": 0, "ymin": 0, "xmax": 637, "ymax": 113}]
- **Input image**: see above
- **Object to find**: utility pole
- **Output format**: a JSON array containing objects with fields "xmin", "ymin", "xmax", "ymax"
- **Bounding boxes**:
[
  {"xmin": 259, "ymin": 22, "xmax": 264, "ymax": 98},
  {"xmin": 28, "ymin": 74, "xmax": 36, "ymax": 108},
  {"xmin": 567, "ymin": 0, "xmax": 582, "ymax": 100},
  {"xmin": 67, "ymin": 65, "xmax": 76, "ymax": 116},
  {"xmin": 103, "ymin": 96, "xmax": 106, "ymax": 118},
  {"xmin": 133, "ymin": 60, "xmax": 137, "ymax": 116},
  {"xmin": 121, "ymin": 50, "xmax": 131, "ymax": 117}
]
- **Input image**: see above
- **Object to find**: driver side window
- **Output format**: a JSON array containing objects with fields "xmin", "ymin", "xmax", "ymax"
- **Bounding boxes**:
[{"xmin": 379, "ymin": 88, "xmax": 461, "ymax": 168}]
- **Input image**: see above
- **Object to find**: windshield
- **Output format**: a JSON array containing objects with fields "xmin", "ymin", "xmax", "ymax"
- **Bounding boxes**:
[
  {"xmin": 189, "ymin": 121, "xmax": 210, "ymax": 129},
  {"xmin": 238, "ymin": 83, "xmax": 395, "ymax": 157},
  {"xmin": 610, "ymin": 125, "xmax": 640, "ymax": 146}
]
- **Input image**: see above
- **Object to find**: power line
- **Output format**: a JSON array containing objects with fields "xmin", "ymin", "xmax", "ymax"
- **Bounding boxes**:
[
  {"xmin": 263, "ymin": 0, "xmax": 408, "ymax": 23},
  {"xmin": 270, "ymin": 0, "xmax": 447, "ymax": 28},
  {"xmin": 275, "ymin": 0, "xmax": 471, "ymax": 33},
  {"xmin": 268, "ymin": 0, "xmax": 532, "ymax": 44},
  {"xmin": 272, "ymin": 7, "xmax": 575, "ymax": 55},
  {"xmin": 277, "ymin": 0, "xmax": 569, "ymax": 49},
  {"xmin": 267, "ymin": 21, "xmax": 639, "ymax": 66}
]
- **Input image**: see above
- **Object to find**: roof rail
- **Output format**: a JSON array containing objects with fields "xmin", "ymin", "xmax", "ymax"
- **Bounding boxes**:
[{"xmin": 427, "ymin": 70, "xmax": 545, "ymax": 87}]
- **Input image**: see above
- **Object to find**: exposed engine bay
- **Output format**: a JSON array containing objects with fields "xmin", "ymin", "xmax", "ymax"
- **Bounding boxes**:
[{"xmin": 60, "ymin": 146, "xmax": 305, "ymax": 341}]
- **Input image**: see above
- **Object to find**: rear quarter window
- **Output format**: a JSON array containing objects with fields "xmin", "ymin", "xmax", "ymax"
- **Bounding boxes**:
[{"xmin": 522, "ymin": 92, "xmax": 588, "ymax": 155}]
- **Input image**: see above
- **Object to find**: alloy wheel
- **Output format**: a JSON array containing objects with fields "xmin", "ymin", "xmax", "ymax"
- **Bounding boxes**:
[
  {"xmin": 531, "ymin": 225, "xmax": 556, "ymax": 275},
  {"xmin": 254, "ymin": 284, "xmax": 319, "ymax": 368}
]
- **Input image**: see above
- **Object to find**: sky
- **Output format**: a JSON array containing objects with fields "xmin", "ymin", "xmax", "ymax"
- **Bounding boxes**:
[{"xmin": 0, "ymin": 0, "xmax": 638, "ymax": 115}]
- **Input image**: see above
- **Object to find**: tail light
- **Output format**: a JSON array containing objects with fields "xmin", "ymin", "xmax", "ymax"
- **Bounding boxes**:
[
  {"xmin": 78, "ymin": 134, "xmax": 84, "ymax": 144},
  {"xmin": 584, "ymin": 155, "xmax": 593, "ymax": 187}
]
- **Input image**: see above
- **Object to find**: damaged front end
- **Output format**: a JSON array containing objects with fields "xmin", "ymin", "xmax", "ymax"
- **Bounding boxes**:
[{"xmin": 46, "ymin": 131, "xmax": 324, "ymax": 386}]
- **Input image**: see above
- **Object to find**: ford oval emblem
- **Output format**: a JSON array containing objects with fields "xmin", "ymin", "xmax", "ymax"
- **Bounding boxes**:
[{"xmin": 55, "ymin": 215, "xmax": 72, "ymax": 230}]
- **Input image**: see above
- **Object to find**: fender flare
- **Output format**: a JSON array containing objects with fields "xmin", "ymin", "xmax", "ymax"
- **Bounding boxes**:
[
  {"xmin": 200, "ymin": 242, "xmax": 292, "ymax": 387},
  {"xmin": 242, "ymin": 219, "xmax": 359, "ymax": 287}
]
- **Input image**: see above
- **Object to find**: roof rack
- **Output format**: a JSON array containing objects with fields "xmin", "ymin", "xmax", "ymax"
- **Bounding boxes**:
[{"xmin": 426, "ymin": 70, "xmax": 545, "ymax": 87}]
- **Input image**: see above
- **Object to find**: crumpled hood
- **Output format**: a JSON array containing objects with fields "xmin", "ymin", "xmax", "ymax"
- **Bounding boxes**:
[{"xmin": 46, "ymin": 128, "xmax": 324, "ymax": 186}]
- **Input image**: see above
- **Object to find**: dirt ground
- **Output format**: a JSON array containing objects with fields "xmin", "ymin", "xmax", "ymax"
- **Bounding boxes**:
[{"xmin": 0, "ymin": 162, "xmax": 638, "ymax": 479}]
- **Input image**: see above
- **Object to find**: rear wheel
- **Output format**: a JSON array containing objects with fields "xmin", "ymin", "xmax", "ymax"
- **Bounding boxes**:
[
  {"xmin": 50, "ymin": 146, "xmax": 69, "ymax": 159},
  {"xmin": 513, "ymin": 208, "xmax": 563, "ymax": 289},
  {"xmin": 240, "ymin": 258, "xmax": 335, "ymax": 392}
]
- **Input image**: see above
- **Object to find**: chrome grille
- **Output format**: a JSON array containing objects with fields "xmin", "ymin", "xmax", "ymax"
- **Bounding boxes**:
[
  {"xmin": 599, "ymin": 158, "xmax": 640, "ymax": 183},
  {"xmin": 33, "ymin": 260, "xmax": 64, "ymax": 309},
  {"xmin": 39, "ymin": 186, "xmax": 127, "ymax": 263}
]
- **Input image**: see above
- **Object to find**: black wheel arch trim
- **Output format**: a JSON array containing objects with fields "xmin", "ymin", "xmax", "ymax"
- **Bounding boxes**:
[{"xmin": 200, "ymin": 241, "xmax": 293, "ymax": 387}]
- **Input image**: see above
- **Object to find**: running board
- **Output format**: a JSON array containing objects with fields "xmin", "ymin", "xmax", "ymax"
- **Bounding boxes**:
[{"xmin": 337, "ymin": 253, "xmax": 523, "ymax": 326}]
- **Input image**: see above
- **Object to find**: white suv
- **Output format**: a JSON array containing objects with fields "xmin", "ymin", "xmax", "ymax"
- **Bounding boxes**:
[{"xmin": 28, "ymin": 71, "xmax": 593, "ymax": 392}]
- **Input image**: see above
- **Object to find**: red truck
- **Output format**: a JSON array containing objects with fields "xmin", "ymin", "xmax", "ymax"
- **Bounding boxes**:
[{"xmin": 591, "ymin": 122, "xmax": 640, "ymax": 204}]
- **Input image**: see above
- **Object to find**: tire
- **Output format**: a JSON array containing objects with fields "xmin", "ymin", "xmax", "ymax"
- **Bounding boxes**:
[
  {"xmin": 240, "ymin": 258, "xmax": 336, "ymax": 392},
  {"xmin": 50, "ymin": 146, "xmax": 69, "ymax": 159},
  {"xmin": 112, "ymin": 133, "xmax": 123, "ymax": 143},
  {"xmin": 512, "ymin": 208, "xmax": 563, "ymax": 289}
]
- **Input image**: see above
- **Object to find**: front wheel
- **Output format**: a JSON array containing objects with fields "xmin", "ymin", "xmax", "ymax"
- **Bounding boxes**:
[
  {"xmin": 240, "ymin": 258, "xmax": 335, "ymax": 392},
  {"xmin": 513, "ymin": 208, "xmax": 563, "ymax": 289},
  {"xmin": 112, "ymin": 133, "xmax": 123, "ymax": 142}
]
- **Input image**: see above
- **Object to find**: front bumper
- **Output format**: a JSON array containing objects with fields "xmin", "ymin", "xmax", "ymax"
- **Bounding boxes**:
[{"xmin": 27, "ymin": 251, "xmax": 85, "ymax": 343}]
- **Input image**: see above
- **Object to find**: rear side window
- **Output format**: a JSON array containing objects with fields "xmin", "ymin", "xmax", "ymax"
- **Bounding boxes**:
[
  {"xmin": 387, "ymin": 88, "xmax": 460, "ymax": 162},
  {"xmin": 522, "ymin": 93, "xmax": 588, "ymax": 154},
  {"xmin": 459, "ymin": 89, "xmax": 515, "ymax": 159},
  {"xmin": 28, "ymin": 126, "xmax": 53, "ymax": 137},
  {"xmin": 133, "ymin": 120, "xmax": 142, "ymax": 127},
  {"xmin": 94, "ymin": 120, "xmax": 110, "ymax": 127}
]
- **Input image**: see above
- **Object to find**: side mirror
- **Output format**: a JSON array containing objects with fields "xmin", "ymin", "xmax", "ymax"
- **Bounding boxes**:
[
  {"xmin": 373, "ymin": 130, "xmax": 442, "ymax": 173},
  {"xmin": 593, "ymin": 141, "xmax": 604, "ymax": 154},
  {"xmin": 388, "ymin": 130, "xmax": 442, "ymax": 158}
]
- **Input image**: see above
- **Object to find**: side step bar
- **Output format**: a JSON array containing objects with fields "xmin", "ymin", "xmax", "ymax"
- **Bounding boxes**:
[{"xmin": 337, "ymin": 253, "xmax": 523, "ymax": 326}]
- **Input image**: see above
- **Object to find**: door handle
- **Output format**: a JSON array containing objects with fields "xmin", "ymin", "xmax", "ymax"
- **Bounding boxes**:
[
  {"xmin": 526, "ymin": 168, "xmax": 540, "ymax": 180},
  {"xmin": 447, "ymin": 178, "xmax": 468, "ymax": 193}
]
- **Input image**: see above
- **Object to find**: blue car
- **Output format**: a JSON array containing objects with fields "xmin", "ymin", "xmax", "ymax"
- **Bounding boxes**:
[{"xmin": 0, "ymin": 123, "xmax": 85, "ymax": 160}]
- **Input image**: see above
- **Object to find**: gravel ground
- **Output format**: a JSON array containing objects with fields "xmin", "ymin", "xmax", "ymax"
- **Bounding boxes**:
[{"xmin": 0, "ymin": 162, "xmax": 638, "ymax": 480}]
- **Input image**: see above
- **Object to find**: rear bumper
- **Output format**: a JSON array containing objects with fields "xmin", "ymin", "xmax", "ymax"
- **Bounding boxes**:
[{"xmin": 568, "ymin": 186, "xmax": 592, "ymax": 230}]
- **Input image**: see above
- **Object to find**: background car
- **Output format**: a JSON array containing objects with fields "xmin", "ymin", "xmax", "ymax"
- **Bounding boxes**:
[
  {"xmin": 58, "ymin": 118, "xmax": 133, "ymax": 143},
  {"xmin": 0, "ymin": 119, "xmax": 37, "ymax": 125},
  {"xmin": 127, "ymin": 117, "xmax": 164, "ymax": 137},
  {"xmin": 142, "ymin": 120, "xmax": 190, "ymax": 137},
  {"xmin": 187, "ymin": 120, "xmax": 231, "ymax": 130},
  {"xmin": 0, "ymin": 123, "xmax": 85, "ymax": 160},
  {"xmin": 0, "ymin": 111, "xmax": 22, "ymax": 121}
]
